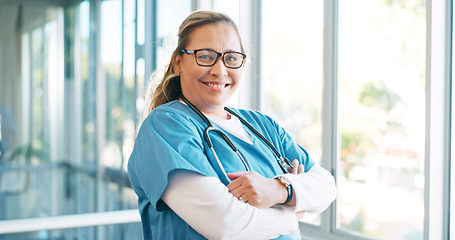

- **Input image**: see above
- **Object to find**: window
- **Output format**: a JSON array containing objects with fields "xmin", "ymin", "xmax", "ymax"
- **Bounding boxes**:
[
  {"xmin": 337, "ymin": 0, "xmax": 426, "ymax": 238},
  {"xmin": 2, "ymin": 3, "xmax": 64, "ymax": 222},
  {"xmin": 0, "ymin": 0, "xmax": 141, "ymax": 237},
  {"xmin": 261, "ymin": 0, "xmax": 324, "ymax": 226},
  {"xmin": 260, "ymin": 0, "xmax": 438, "ymax": 239},
  {"xmin": 0, "ymin": 0, "xmax": 191, "ymax": 238}
]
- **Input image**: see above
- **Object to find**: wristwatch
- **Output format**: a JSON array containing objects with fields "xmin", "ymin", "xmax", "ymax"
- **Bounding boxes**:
[{"xmin": 275, "ymin": 176, "xmax": 293, "ymax": 205}]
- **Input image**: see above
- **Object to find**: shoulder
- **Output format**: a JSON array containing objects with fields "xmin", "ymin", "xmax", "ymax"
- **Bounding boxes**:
[
  {"xmin": 141, "ymin": 101, "xmax": 202, "ymax": 129},
  {"xmin": 130, "ymin": 100, "xmax": 209, "ymax": 166},
  {"xmin": 147, "ymin": 100, "xmax": 192, "ymax": 121},
  {"xmin": 134, "ymin": 101, "xmax": 207, "ymax": 146}
]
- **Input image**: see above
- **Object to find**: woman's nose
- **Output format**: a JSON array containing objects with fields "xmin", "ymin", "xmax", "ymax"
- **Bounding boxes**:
[{"xmin": 210, "ymin": 58, "xmax": 228, "ymax": 77}]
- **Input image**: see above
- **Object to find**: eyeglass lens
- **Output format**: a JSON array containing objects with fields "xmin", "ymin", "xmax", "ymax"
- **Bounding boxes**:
[{"xmin": 195, "ymin": 50, "xmax": 244, "ymax": 68}]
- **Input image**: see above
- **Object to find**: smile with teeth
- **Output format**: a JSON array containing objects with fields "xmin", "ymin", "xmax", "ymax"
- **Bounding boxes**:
[{"xmin": 204, "ymin": 82, "xmax": 229, "ymax": 89}]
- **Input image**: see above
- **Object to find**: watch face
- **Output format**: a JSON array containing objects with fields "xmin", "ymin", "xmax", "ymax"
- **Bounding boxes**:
[{"xmin": 278, "ymin": 177, "xmax": 291, "ymax": 186}]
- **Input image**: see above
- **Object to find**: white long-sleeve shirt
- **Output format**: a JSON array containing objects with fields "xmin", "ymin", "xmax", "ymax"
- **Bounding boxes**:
[{"xmin": 162, "ymin": 163, "xmax": 336, "ymax": 239}]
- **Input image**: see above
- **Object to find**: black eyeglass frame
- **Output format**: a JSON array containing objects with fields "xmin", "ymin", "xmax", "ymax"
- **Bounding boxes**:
[{"xmin": 180, "ymin": 49, "xmax": 247, "ymax": 69}]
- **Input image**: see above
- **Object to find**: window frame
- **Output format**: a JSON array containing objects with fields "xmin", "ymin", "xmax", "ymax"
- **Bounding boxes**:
[{"xmin": 253, "ymin": 0, "xmax": 453, "ymax": 240}]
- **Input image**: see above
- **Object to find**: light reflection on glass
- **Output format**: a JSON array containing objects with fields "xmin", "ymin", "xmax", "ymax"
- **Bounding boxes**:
[
  {"xmin": 100, "ymin": 0, "xmax": 123, "ymax": 169},
  {"xmin": 338, "ymin": 0, "xmax": 425, "ymax": 238},
  {"xmin": 261, "ymin": 0, "xmax": 324, "ymax": 226},
  {"xmin": 137, "ymin": 0, "xmax": 145, "ymax": 45},
  {"xmin": 101, "ymin": 0, "xmax": 122, "ymax": 65}
]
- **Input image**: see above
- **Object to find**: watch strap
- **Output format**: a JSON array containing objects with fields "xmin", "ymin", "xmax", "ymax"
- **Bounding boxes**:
[{"xmin": 275, "ymin": 176, "xmax": 293, "ymax": 205}]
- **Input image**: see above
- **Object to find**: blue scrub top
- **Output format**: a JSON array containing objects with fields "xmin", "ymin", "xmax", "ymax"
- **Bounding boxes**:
[{"xmin": 128, "ymin": 100, "xmax": 315, "ymax": 239}]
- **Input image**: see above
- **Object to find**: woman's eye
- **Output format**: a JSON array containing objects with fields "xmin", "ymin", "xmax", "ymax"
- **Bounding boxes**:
[
  {"xmin": 197, "ymin": 54, "xmax": 214, "ymax": 61},
  {"xmin": 225, "ymin": 56, "xmax": 238, "ymax": 62},
  {"xmin": 225, "ymin": 53, "xmax": 243, "ymax": 63}
]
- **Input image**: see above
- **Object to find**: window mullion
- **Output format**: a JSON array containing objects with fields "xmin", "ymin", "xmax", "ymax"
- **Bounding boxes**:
[
  {"xmin": 237, "ymin": 0, "xmax": 261, "ymax": 110},
  {"xmin": 321, "ymin": 0, "xmax": 339, "ymax": 234},
  {"xmin": 424, "ymin": 0, "xmax": 452, "ymax": 239}
]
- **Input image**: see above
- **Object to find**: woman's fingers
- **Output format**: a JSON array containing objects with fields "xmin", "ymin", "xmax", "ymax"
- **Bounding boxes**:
[
  {"xmin": 227, "ymin": 162, "xmax": 306, "ymax": 207},
  {"xmin": 227, "ymin": 171, "xmax": 251, "ymax": 200},
  {"xmin": 229, "ymin": 185, "xmax": 245, "ymax": 200},
  {"xmin": 227, "ymin": 172, "xmax": 282, "ymax": 208},
  {"xmin": 287, "ymin": 159, "xmax": 306, "ymax": 174},
  {"xmin": 288, "ymin": 159, "xmax": 299, "ymax": 174},
  {"xmin": 296, "ymin": 211, "xmax": 305, "ymax": 221},
  {"xmin": 227, "ymin": 171, "xmax": 249, "ymax": 180}
]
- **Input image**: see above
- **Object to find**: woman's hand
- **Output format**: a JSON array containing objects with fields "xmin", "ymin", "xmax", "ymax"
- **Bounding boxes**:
[
  {"xmin": 227, "ymin": 171, "xmax": 286, "ymax": 208},
  {"xmin": 288, "ymin": 159, "xmax": 305, "ymax": 174},
  {"xmin": 227, "ymin": 159, "xmax": 305, "ymax": 208},
  {"xmin": 287, "ymin": 160, "xmax": 306, "ymax": 220},
  {"xmin": 296, "ymin": 211, "xmax": 305, "ymax": 220}
]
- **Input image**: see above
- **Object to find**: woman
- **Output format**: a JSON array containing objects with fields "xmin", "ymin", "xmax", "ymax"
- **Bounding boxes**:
[{"xmin": 128, "ymin": 10, "xmax": 336, "ymax": 240}]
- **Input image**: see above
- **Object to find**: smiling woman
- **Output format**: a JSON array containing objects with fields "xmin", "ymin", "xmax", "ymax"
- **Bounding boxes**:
[
  {"xmin": 176, "ymin": 23, "xmax": 244, "ymax": 117},
  {"xmin": 127, "ymin": 10, "xmax": 336, "ymax": 240}
]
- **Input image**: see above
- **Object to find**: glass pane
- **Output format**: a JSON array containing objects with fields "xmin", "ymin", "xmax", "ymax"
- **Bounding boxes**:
[
  {"xmin": 0, "ymin": 3, "xmax": 64, "ymax": 220},
  {"xmin": 137, "ymin": 0, "xmax": 145, "ymax": 45},
  {"xmin": 261, "ymin": 0, "xmax": 324, "ymax": 226},
  {"xmin": 123, "ymin": 0, "xmax": 137, "ymax": 170},
  {"xmin": 0, "ymin": 0, "xmax": 138, "ymax": 226},
  {"xmin": 79, "ymin": 0, "xmax": 96, "ymax": 170},
  {"xmin": 156, "ymin": 0, "xmax": 192, "ymax": 70},
  {"xmin": 213, "ymin": 0, "xmax": 239, "ymax": 23},
  {"xmin": 338, "ymin": 0, "xmax": 425, "ymax": 239},
  {"xmin": 100, "ymin": 0, "xmax": 123, "ymax": 170},
  {"xmin": 136, "ymin": 58, "xmax": 146, "ymax": 129},
  {"xmin": 76, "ymin": 1, "xmax": 99, "ymax": 215}
]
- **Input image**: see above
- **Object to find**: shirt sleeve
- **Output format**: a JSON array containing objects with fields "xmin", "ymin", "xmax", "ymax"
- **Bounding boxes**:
[
  {"xmin": 129, "ymin": 106, "xmax": 220, "ymax": 211},
  {"xmin": 162, "ymin": 170, "xmax": 299, "ymax": 240},
  {"xmin": 279, "ymin": 163, "xmax": 337, "ymax": 214}
]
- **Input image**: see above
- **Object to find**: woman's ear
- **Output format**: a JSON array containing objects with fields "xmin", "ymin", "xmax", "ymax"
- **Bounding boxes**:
[
  {"xmin": 175, "ymin": 54, "xmax": 181, "ymax": 66},
  {"xmin": 174, "ymin": 55, "xmax": 181, "ymax": 74},
  {"xmin": 171, "ymin": 55, "xmax": 182, "ymax": 74}
]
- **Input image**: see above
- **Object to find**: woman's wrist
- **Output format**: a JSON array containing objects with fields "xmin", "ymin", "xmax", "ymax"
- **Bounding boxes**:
[{"xmin": 275, "ymin": 176, "xmax": 293, "ymax": 205}]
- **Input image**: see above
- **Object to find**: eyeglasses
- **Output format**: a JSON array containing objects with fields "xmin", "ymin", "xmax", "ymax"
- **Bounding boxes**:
[{"xmin": 180, "ymin": 49, "xmax": 246, "ymax": 69}]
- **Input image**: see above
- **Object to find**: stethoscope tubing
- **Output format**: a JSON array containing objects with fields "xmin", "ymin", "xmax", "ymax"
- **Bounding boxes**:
[
  {"xmin": 224, "ymin": 107, "xmax": 294, "ymax": 172},
  {"xmin": 204, "ymin": 126, "xmax": 251, "ymax": 182},
  {"xmin": 180, "ymin": 96, "xmax": 293, "ymax": 182}
]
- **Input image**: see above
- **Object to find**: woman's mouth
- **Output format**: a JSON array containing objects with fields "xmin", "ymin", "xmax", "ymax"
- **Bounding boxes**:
[{"xmin": 203, "ymin": 82, "xmax": 230, "ymax": 89}]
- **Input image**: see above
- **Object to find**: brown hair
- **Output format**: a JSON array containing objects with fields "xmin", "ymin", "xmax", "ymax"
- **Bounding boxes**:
[{"xmin": 143, "ymin": 10, "xmax": 245, "ymax": 117}]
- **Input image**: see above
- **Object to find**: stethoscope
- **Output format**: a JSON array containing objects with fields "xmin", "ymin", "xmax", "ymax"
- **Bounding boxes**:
[{"xmin": 181, "ymin": 96, "xmax": 294, "ymax": 182}]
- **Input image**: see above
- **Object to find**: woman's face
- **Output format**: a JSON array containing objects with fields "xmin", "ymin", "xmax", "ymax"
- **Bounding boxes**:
[{"xmin": 176, "ymin": 23, "xmax": 244, "ymax": 117}]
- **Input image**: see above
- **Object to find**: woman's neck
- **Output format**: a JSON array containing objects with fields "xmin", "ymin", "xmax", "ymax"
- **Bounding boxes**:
[
  {"xmin": 178, "ymin": 97, "xmax": 230, "ymax": 119},
  {"xmin": 202, "ymin": 109, "xmax": 231, "ymax": 120}
]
